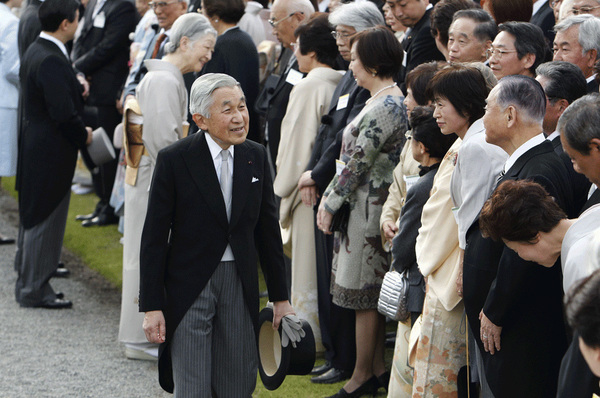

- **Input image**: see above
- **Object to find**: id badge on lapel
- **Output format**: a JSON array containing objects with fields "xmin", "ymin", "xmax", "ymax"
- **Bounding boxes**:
[{"xmin": 93, "ymin": 11, "xmax": 106, "ymax": 29}]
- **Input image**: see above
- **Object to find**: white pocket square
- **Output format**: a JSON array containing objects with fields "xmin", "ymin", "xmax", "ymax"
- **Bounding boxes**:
[{"xmin": 252, "ymin": 177, "xmax": 259, "ymax": 183}]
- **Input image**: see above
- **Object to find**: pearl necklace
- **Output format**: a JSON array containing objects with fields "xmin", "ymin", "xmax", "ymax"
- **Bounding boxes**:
[{"xmin": 366, "ymin": 82, "xmax": 397, "ymax": 105}]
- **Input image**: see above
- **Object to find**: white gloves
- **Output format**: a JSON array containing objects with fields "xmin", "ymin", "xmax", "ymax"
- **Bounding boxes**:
[{"xmin": 280, "ymin": 314, "xmax": 305, "ymax": 348}]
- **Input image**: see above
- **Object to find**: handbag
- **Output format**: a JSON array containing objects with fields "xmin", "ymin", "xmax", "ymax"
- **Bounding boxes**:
[
  {"xmin": 329, "ymin": 201, "xmax": 350, "ymax": 235},
  {"xmin": 377, "ymin": 266, "xmax": 410, "ymax": 322}
]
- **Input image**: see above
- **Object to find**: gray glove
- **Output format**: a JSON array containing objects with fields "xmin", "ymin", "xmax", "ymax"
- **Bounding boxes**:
[{"xmin": 280, "ymin": 314, "xmax": 305, "ymax": 348}]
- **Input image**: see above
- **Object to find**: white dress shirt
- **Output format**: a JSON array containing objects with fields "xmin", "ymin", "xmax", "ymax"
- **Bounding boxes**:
[
  {"xmin": 39, "ymin": 31, "xmax": 69, "ymax": 59},
  {"xmin": 503, "ymin": 133, "xmax": 546, "ymax": 173}
]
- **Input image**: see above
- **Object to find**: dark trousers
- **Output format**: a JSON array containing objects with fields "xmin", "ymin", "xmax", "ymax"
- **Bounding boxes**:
[{"xmin": 314, "ymin": 208, "xmax": 356, "ymax": 371}]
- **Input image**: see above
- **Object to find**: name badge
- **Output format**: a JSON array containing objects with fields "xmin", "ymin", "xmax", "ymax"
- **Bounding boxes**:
[
  {"xmin": 403, "ymin": 174, "xmax": 419, "ymax": 192},
  {"xmin": 336, "ymin": 94, "xmax": 349, "ymax": 111},
  {"xmin": 285, "ymin": 69, "xmax": 303, "ymax": 86},
  {"xmin": 93, "ymin": 11, "xmax": 106, "ymax": 29},
  {"xmin": 335, "ymin": 159, "xmax": 346, "ymax": 176}
]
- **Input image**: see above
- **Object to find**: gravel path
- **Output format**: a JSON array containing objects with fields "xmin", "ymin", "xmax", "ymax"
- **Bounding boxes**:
[{"xmin": 0, "ymin": 188, "xmax": 170, "ymax": 397}]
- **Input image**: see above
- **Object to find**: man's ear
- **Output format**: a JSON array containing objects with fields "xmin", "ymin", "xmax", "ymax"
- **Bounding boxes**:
[
  {"xmin": 522, "ymin": 53, "xmax": 536, "ymax": 70},
  {"xmin": 589, "ymin": 137, "xmax": 600, "ymax": 153},
  {"xmin": 585, "ymin": 49, "xmax": 598, "ymax": 69},
  {"xmin": 59, "ymin": 18, "xmax": 70, "ymax": 32},
  {"xmin": 556, "ymin": 98, "xmax": 570, "ymax": 116},
  {"xmin": 506, "ymin": 105, "xmax": 517, "ymax": 128},
  {"xmin": 192, "ymin": 113, "xmax": 208, "ymax": 130}
]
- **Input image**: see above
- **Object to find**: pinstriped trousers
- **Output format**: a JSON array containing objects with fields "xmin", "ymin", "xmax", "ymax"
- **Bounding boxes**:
[
  {"xmin": 14, "ymin": 192, "xmax": 70, "ymax": 306},
  {"xmin": 170, "ymin": 261, "xmax": 257, "ymax": 398}
]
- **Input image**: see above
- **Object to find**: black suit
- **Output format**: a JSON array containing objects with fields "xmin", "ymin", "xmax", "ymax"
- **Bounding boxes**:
[
  {"xmin": 400, "ymin": 8, "xmax": 445, "ymax": 83},
  {"xmin": 72, "ymin": 0, "xmax": 136, "ymax": 216},
  {"xmin": 17, "ymin": 0, "xmax": 42, "ymax": 58},
  {"xmin": 463, "ymin": 140, "xmax": 573, "ymax": 398},
  {"xmin": 551, "ymin": 135, "xmax": 591, "ymax": 216},
  {"xmin": 530, "ymin": 0, "xmax": 555, "ymax": 47},
  {"xmin": 139, "ymin": 133, "xmax": 288, "ymax": 392},
  {"xmin": 201, "ymin": 27, "xmax": 261, "ymax": 143},
  {"xmin": 587, "ymin": 78, "xmax": 599, "ymax": 94}
]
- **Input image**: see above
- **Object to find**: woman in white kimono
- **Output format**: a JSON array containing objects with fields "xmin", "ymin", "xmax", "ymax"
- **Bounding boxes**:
[
  {"xmin": 273, "ymin": 13, "xmax": 343, "ymax": 353},
  {"xmin": 118, "ymin": 13, "xmax": 216, "ymax": 360}
]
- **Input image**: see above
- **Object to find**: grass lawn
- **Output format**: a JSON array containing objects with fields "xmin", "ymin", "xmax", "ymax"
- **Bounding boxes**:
[{"xmin": 1, "ymin": 176, "xmax": 372, "ymax": 397}]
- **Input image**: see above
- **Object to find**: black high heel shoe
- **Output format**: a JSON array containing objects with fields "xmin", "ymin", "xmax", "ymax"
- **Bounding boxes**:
[{"xmin": 325, "ymin": 376, "xmax": 379, "ymax": 398}]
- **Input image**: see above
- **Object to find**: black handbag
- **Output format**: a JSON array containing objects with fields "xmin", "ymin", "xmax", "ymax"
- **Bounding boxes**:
[{"xmin": 329, "ymin": 201, "xmax": 350, "ymax": 235}]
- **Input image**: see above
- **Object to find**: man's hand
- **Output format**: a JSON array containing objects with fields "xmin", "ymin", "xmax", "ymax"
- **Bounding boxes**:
[
  {"xmin": 76, "ymin": 74, "xmax": 90, "ymax": 99},
  {"xmin": 143, "ymin": 310, "xmax": 166, "ymax": 344},
  {"xmin": 297, "ymin": 170, "xmax": 316, "ymax": 189},
  {"xmin": 479, "ymin": 310, "xmax": 502, "ymax": 354},
  {"xmin": 382, "ymin": 220, "xmax": 398, "ymax": 244},
  {"xmin": 272, "ymin": 300, "xmax": 294, "ymax": 330},
  {"xmin": 300, "ymin": 185, "xmax": 319, "ymax": 207},
  {"xmin": 85, "ymin": 127, "xmax": 93, "ymax": 145},
  {"xmin": 316, "ymin": 200, "xmax": 333, "ymax": 235}
]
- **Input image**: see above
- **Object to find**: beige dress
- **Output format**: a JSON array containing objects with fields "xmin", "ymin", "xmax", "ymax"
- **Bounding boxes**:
[
  {"xmin": 274, "ymin": 67, "xmax": 343, "ymax": 352},
  {"xmin": 118, "ymin": 60, "xmax": 187, "ymax": 345}
]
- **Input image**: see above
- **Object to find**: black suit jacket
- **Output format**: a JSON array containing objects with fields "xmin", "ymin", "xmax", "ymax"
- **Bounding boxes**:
[
  {"xmin": 202, "ymin": 27, "xmax": 261, "ymax": 143},
  {"xmin": 17, "ymin": 0, "xmax": 42, "ymax": 58},
  {"xmin": 587, "ymin": 78, "xmax": 599, "ymax": 94},
  {"xmin": 72, "ymin": 0, "xmax": 136, "ymax": 106},
  {"xmin": 530, "ymin": 0, "xmax": 555, "ymax": 46},
  {"xmin": 463, "ymin": 140, "xmax": 573, "ymax": 398},
  {"xmin": 551, "ymin": 135, "xmax": 591, "ymax": 216},
  {"xmin": 400, "ymin": 8, "xmax": 445, "ymax": 82},
  {"xmin": 17, "ymin": 38, "xmax": 88, "ymax": 229},
  {"xmin": 307, "ymin": 70, "xmax": 368, "ymax": 193},
  {"xmin": 139, "ymin": 133, "xmax": 288, "ymax": 392},
  {"xmin": 264, "ymin": 49, "xmax": 304, "ymax": 162}
]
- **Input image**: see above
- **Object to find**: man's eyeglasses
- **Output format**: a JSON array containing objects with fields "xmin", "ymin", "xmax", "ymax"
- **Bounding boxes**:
[
  {"xmin": 268, "ymin": 11, "xmax": 302, "ymax": 28},
  {"xmin": 486, "ymin": 48, "xmax": 518, "ymax": 60},
  {"xmin": 550, "ymin": 0, "xmax": 562, "ymax": 9},
  {"xmin": 571, "ymin": 5, "xmax": 600, "ymax": 14},
  {"xmin": 149, "ymin": 0, "xmax": 179, "ymax": 9},
  {"xmin": 330, "ymin": 30, "xmax": 354, "ymax": 40}
]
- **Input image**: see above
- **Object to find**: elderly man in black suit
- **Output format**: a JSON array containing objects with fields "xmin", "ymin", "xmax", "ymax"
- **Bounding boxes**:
[
  {"xmin": 385, "ymin": 0, "xmax": 444, "ymax": 83},
  {"xmin": 16, "ymin": 0, "xmax": 92, "ymax": 309},
  {"xmin": 463, "ymin": 75, "xmax": 574, "ymax": 398},
  {"xmin": 140, "ymin": 74, "xmax": 294, "ymax": 395},
  {"xmin": 72, "ymin": 0, "xmax": 136, "ymax": 227}
]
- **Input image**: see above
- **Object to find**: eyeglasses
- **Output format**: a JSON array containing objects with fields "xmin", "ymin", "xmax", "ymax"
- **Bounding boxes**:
[
  {"xmin": 571, "ymin": 5, "xmax": 600, "ymax": 14},
  {"xmin": 330, "ymin": 30, "xmax": 354, "ymax": 40},
  {"xmin": 486, "ymin": 48, "xmax": 518, "ymax": 59},
  {"xmin": 268, "ymin": 12, "xmax": 302, "ymax": 28},
  {"xmin": 550, "ymin": 0, "xmax": 562, "ymax": 8},
  {"xmin": 148, "ymin": 0, "xmax": 179, "ymax": 9}
]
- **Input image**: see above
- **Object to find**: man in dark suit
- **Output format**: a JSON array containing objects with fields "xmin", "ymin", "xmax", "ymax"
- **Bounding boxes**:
[
  {"xmin": 530, "ymin": 0, "xmax": 555, "ymax": 46},
  {"xmin": 463, "ymin": 76, "xmax": 573, "ymax": 398},
  {"xmin": 17, "ymin": 0, "xmax": 42, "ymax": 58},
  {"xmin": 72, "ymin": 0, "xmax": 136, "ymax": 226},
  {"xmin": 386, "ymin": 0, "xmax": 444, "ymax": 83},
  {"xmin": 553, "ymin": 15, "xmax": 600, "ymax": 93},
  {"xmin": 139, "ymin": 74, "xmax": 294, "ymax": 395},
  {"xmin": 555, "ymin": 93, "xmax": 600, "ymax": 398},
  {"xmin": 536, "ymin": 61, "xmax": 590, "ymax": 216},
  {"xmin": 15, "ymin": 0, "xmax": 92, "ymax": 309},
  {"xmin": 296, "ymin": 1, "xmax": 383, "ymax": 384},
  {"xmin": 261, "ymin": 0, "xmax": 313, "ymax": 165}
]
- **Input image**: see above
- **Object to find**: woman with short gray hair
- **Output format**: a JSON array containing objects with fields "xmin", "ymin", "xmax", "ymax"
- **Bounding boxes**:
[{"xmin": 118, "ymin": 13, "xmax": 217, "ymax": 360}]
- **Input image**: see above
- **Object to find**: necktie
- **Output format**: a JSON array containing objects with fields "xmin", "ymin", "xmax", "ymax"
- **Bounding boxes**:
[
  {"xmin": 220, "ymin": 149, "xmax": 232, "ymax": 221},
  {"xmin": 151, "ymin": 33, "xmax": 167, "ymax": 59}
]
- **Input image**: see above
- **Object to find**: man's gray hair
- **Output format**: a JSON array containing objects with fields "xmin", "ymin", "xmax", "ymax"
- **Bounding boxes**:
[
  {"xmin": 495, "ymin": 75, "xmax": 546, "ymax": 125},
  {"xmin": 189, "ymin": 73, "xmax": 243, "ymax": 118},
  {"xmin": 554, "ymin": 14, "xmax": 600, "ymax": 58},
  {"xmin": 275, "ymin": 0, "xmax": 315, "ymax": 18},
  {"xmin": 164, "ymin": 13, "xmax": 217, "ymax": 54},
  {"xmin": 329, "ymin": 1, "xmax": 384, "ymax": 32},
  {"xmin": 557, "ymin": 93, "xmax": 600, "ymax": 155}
]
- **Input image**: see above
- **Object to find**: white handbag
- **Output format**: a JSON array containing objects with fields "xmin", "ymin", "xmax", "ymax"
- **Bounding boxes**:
[{"xmin": 377, "ymin": 267, "xmax": 410, "ymax": 322}]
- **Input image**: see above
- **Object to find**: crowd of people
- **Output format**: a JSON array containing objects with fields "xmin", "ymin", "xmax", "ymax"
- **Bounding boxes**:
[{"xmin": 1, "ymin": 0, "xmax": 600, "ymax": 396}]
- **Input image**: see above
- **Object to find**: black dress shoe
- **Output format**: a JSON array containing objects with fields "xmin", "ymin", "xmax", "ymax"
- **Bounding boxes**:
[
  {"xmin": 312, "ymin": 368, "xmax": 352, "ymax": 384},
  {"xmin": 81, "ymin": 214, "xmax": 119, "ymax": 227},
  {"xmin": 311, "ymin": 362, "xmax": 332, "ymax": 376},
  {"xmin": 24, "ymin": 298, "xmax": 72, "ymax": 309},
  {"xmin": 75, "ymin": 213, "xmax": 96, "ymax": 221},
  {"xmin": 0, "ymin": 235, "xmax": 15, "ymax": 245},
  {"xmin": 325, "ymin": 376, "xmax": 378, "ymax": 398},
  {"xmin": 55, "ymin": 292, "xmax": 65, "ymax": 299}
]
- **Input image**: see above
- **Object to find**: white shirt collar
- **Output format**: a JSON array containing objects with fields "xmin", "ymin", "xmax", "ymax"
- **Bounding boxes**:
[
  {"xmin": 39, "ymin": 32, "xmax": 69, "ymax": 59},
  {"xmin": 504, "ymin": 133, "xmax": 546, "ymax": 173},
  {"xmin": 532, "ymin": 0, "xmax": 547, "ymax": 16},
  {"xmin": 546, "ymin": 131, "xmax": 560, "ymax": 142},
  {"xmin": 205, "ymin": 132, "xmax": 234, "ymax": 166}
]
